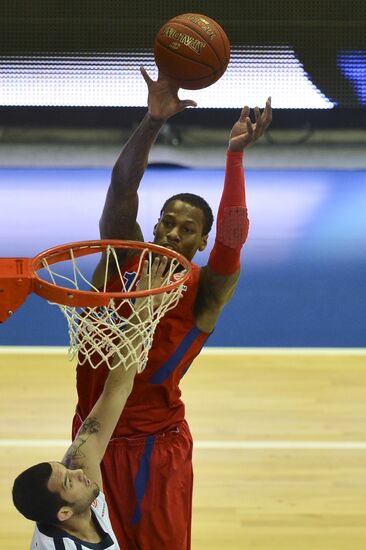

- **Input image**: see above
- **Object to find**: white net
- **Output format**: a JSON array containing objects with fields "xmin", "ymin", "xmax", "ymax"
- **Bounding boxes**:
[{"xmin": 39, "ymin": 244, "xmax": 188, "ymax": 372}]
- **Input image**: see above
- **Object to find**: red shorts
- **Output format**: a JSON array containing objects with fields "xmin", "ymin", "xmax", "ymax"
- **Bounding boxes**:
[{"xmin": 72, "ymin": 416, "xmax": 193, "ymax": 550}]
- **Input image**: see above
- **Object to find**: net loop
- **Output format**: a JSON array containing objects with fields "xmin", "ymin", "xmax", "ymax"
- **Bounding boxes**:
[{"xmin": 38, "ymin": 242, "xmax": 189, "ymax": 372}]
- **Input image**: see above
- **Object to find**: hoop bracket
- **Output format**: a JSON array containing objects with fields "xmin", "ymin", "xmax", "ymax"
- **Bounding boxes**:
[{"xmin": 0, "ymin": 258, "xmax": 33, "ymax": 322}]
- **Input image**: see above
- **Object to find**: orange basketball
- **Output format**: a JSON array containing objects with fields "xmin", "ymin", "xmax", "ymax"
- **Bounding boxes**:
[{"xmin": 154, "ymin": 13, "xmax": 230, "ymax": 90}]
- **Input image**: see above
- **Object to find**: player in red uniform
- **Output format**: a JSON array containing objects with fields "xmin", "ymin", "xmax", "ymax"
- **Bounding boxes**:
[{"xmin": 73, "ymin": 67, "xmax": 272, "ymax": 549}]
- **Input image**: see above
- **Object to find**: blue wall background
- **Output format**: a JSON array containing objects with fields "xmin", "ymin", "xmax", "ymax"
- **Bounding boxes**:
[{"xmin": 1, "ymin": 166, "xmax": 365, "ymax": 347}]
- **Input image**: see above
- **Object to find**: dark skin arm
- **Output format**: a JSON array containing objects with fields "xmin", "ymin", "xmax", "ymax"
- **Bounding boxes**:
[
  {"xmin": 195, "ymin": 98, "xmax": 272, "ymax": 333},
  {"xmin": 93, "ymin": 68, "xmax": 197, "ymax": 288}
]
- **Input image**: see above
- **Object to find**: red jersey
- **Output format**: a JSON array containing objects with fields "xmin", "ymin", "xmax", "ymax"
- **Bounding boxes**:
[{"xmin": 75, "ymin": 255, "xmax": 210, "ymax": 436}]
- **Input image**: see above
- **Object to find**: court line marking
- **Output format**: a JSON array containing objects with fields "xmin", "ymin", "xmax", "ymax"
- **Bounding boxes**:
[
  {"xmin": 2, "ymin": 439, "xmax": 366, "ymax": 450},
  {"xmin": 1, "ymin": 346, "xmax": 366, "ymax": 356}
]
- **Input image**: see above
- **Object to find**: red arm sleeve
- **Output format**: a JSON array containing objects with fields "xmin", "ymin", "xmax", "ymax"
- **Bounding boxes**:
[{"xmin": 208, "ymin": 151, "xmax": 249, "ymax": 275}]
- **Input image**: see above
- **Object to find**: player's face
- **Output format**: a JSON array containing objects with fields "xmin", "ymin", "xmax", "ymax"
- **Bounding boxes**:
[
  {"xmin": 48, "ymin": 462, "xmax": 99, "ymax": 516},
  {"xmin": 154, "ymin": 200, "xmax": 208, "ymax": 261}
]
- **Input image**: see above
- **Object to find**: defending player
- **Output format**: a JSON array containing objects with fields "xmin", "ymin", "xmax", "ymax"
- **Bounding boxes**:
[
  {"xmin": 73, "ymin": 68, "xmax": 272, "ymax": 548},
  {"xmin": 12, "ymin": 258, "xmax": 167, "ymax": 549}
]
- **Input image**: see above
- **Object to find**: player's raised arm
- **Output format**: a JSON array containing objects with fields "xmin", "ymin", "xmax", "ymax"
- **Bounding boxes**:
[
  {"xmin": 100, "ymin": 69, "xmax": 197, "ymax": 243},
  {"xmin": 195, "ymin": 98, "xmax": 272, "ymax": 333},
  {"xmin": 62, "ymin": 360, "xmax": 136, "ymax": 490},
  {"xmin": 93, "ymin": 68, "xmax": 197, "ymax": 287}
]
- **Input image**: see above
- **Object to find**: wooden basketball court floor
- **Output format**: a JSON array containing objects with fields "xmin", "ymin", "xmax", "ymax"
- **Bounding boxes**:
[{"xmin": 1, "ymin": 347, "xmax": 366, "ymax": 549}]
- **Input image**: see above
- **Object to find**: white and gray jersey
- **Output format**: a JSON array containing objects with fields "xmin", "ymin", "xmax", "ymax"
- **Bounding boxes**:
[{"xmin": 30, "ymin": 492, "xmax": 119, "ymax": 549}]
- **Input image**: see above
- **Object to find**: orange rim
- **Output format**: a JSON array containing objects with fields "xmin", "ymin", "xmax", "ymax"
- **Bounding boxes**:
[{"xmin": 31, "ymin": 239, "xmax": 191, "ymax": 307}]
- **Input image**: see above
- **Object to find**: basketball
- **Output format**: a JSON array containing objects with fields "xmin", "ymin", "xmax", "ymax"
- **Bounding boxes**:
[{"xmin": 154, "ymin": 13, "xmax": 230, "ymax": 90}]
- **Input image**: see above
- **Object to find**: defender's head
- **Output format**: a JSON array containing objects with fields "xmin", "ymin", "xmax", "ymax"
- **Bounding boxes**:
[{"xmin": 13, "ymin": 461, "xmax": 99, "ymax": 524}]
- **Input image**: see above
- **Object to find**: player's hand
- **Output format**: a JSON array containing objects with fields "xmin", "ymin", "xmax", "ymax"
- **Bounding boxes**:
[
  {"xmin": 136, "ymin": 255, "xmax": 169, "ymax": 310},
  {"xmin": 113, "ymin": 256, "xmax": 170, "ymax": 371},
  {"xmin": 228, "ymin": 97, "xmax": 272, "ymax": 152},
  {"xmin": 140, "ymin": 66, "xmax": 197, "ymax": 121}
]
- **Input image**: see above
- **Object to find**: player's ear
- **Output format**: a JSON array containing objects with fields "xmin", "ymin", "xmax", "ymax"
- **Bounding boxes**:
[
  {"xmin": 199, "ymin": 234, "xmax": 208, "ymax": 251},
  {"xmin": 57, "ymin": 506, "xmax": 73, "ymax": 522}
]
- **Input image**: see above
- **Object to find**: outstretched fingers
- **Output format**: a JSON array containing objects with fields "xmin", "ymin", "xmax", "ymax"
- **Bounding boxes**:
[
  {"xmin": 245, "ymin": 116, "xmax": 254, "ymax": 138},
  {"xmin": 140, "ymin": 66, "xmax": 153, "ymax": 87},
  {"xmin": 250, "ymin": 97, "xmax": 272, "ymax": 140},
  {"xmin": 141, "ymin": 65, "xmax": 198, "ymax": 118},
  {"xmin": 238, "ymin": 105, "xmax": 250, "ymax": 122},
  {"xmin": 152, "ymin": 255, "xmax": 168, "ymax": 282},
  {"xmin": 139, "ymin": 256, "xmax": 169, "ymax": 290},
  {"xmin": 140, "ymin": 255, "xmax": 169, "ymax": 310},
  {"xmin": 262, "ymin": 96, "xmax": 272, "ymax": 129},
  {"xmin": 253, "ymin": 106, "xmax": 263, "ymax": 137},
  {"xmin": 228, "ymin": 97, "xmax": 272, "ymax": 151}
]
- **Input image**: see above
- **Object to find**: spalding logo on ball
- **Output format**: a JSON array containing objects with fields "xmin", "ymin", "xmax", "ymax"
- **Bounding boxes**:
[{"xmin": 154, "ymin": 13, "xmax": 230, "ymax": 90}]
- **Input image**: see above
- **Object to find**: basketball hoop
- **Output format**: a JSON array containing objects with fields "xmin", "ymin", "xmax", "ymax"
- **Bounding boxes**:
[{"xmin": 0, "ymin": 240, "xmax": 191, "ymax": 372}]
